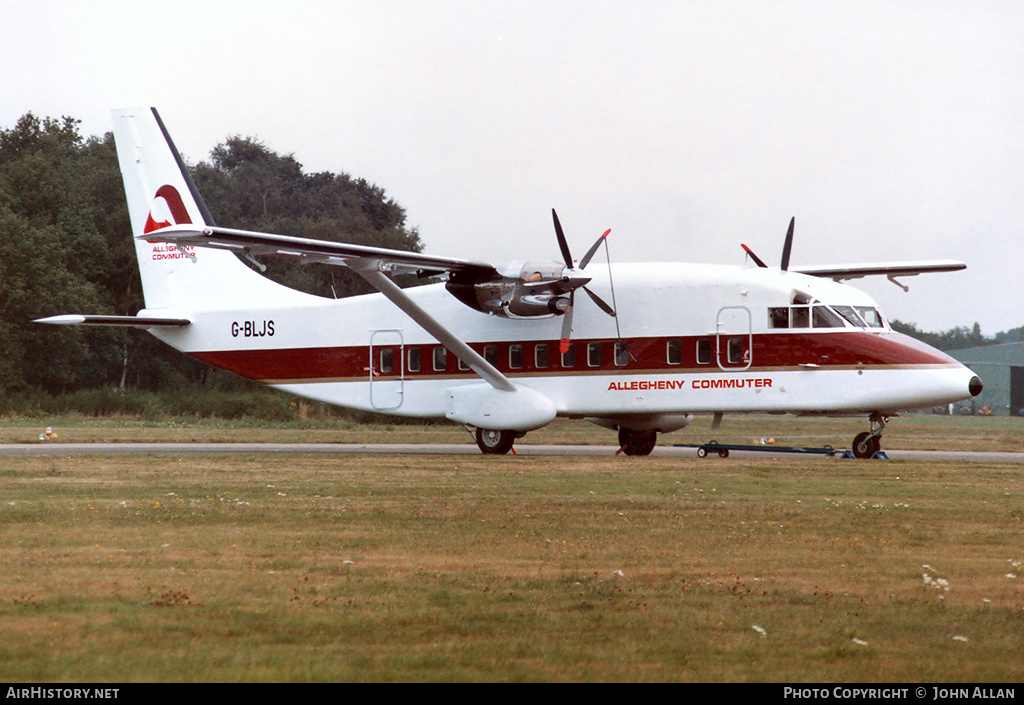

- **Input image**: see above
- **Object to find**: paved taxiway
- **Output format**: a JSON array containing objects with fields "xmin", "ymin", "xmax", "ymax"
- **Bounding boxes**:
[{"xmin": 2, "ymin": 443, "xmax": 1022, "ymax": 463}]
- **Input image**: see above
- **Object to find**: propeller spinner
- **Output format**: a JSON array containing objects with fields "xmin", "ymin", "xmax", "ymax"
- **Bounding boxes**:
[{"xmin": 443, "ymin": 210, "xmax": 617, "ymax": 341}]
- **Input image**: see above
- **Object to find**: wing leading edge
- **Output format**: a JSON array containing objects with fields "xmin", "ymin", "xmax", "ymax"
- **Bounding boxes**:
[
  {"xmin": 792, "ymin": 260, "xmax": 966, "ymax": 291},
  {"xmin": 145, "ymin": 225, "xmax": 526, "ymax": 396},
  {"xmin": 146, "ymin": 224, "xmax": 498, "ymax": 279},
  {"xmin": 792, "ymin": 260, "xmax": 966, "ymax": 281}
]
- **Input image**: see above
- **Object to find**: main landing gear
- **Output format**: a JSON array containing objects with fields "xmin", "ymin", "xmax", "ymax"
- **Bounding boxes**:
[
  {"xmin": 475, "ymin": 428, "xmax": 521, "ymax": 455},
  {"xmin": 474, "ymin": 426, "xmax": 660, "ymax": 456},
  {"xmin": 852, "ymin": 413, "xmax": 889, "ymax": 459},
  {"xmin": 617, "ymin": 428, "xmax": 658, "ymax": 456}
]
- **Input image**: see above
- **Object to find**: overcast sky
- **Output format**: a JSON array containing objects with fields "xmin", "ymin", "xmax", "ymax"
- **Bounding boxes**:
[{"xmin": 3, "ymin": 0, "xmax": 1022, "ymax": 333}]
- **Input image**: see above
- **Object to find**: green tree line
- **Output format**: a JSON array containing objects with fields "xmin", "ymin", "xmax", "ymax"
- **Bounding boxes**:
[
  {"xmin": 890, "ymin": 320, "xmax": 1018, "ymax": 352},
  {"xmin": 0, "ymin": 112, "xmax": 422, "ymax": 399}
]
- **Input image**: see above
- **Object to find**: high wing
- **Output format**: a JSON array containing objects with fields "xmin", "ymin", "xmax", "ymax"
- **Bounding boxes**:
[
  {"xmin": 792, "ymin": 260, "xmax": 966, "ymax": 291},
  {"xmin": 146, "ymin": 224, "xmax": 499, "ymax": 279},
  {"xmin": 743, "ymin": 217, "xmax": 966, "ymax": 288},
  {"xmin": 146, "ymin": 224, "xmax": 522, "ymax": 395},
  {"xmin": 792, "ymin": 260, "xmax": 966, "ymax": 281}
]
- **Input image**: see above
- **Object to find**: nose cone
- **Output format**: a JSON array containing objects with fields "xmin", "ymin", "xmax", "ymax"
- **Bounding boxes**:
[{"xmin": 969, "ymin": 375, "xmax": 984, "ymax": 397}]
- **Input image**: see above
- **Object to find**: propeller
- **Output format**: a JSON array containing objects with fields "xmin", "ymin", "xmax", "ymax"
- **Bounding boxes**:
[
  {"xmin": 741, "ymin": 216, "xmax": 795, "ymax": 271},
  {"xmin": 551, "ymin": 209, "xmax": 617, "ymax": 352},
  {"xmin": 780, "ymin": 216, "xmax": 795, "ymax": 271},
  {"xmin": 741, "ymin": 243, "xmax": 768, "ymax": 268}
]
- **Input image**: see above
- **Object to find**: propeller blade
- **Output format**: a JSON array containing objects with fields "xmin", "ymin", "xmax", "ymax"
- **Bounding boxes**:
[
  {"xmin": 741, "ymin": 243, "xmax": 768, "ymax": 268},
  {"xmin": 559, "ymin": 291, "xmax": 575, "ymax": 353},
  {"xmin": 780, "ymin": 216, "xmax": 795, "ymax": 271},
  {"xmin": 551, "ymin": 209, "xmax": 574, "ymax": 269},
  {"xmin": 579, "ymin": 229, "xmax": 611, "ymax": 270},
  {"xmin": 583, "ymin": 285, "xmax": 616, "ymax": 316}
]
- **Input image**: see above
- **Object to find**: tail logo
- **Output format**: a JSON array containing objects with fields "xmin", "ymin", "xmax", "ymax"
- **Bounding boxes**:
[
  {"xmin": 144, "ymin": 184, "xmax": 192, "ymax": 234},
  {"xmin": 143, "ymin": 185, "xmax": 197, "ymax": 262}
]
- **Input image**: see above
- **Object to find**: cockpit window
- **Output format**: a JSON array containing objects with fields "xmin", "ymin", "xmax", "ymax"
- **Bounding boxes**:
[
  {"xmin": 812, "ymin": 305, "xmax": 845, "ymax": 328},
  {"xmin": 855, "ymin": 306, "xmax": 884, "ymax": 328},
  {"xmin": 791, "ymin": 305, "xmax": 810, "ymax": 328},
  {"xmin": 832, "ymin": 305, "xmax": 866, "ymax": 328},
  {"xmin": 769, "ymin": 307, "xmax": 789, "ymax": 328},
  {"xmin": 770, "ymin": 299, "xmax": 885, "ymax": 330}
]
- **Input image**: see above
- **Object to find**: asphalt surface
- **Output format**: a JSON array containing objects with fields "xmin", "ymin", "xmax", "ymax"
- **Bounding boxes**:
[{"xmin": 2, "ymin": 442, "xmax": 1023, "ymax": 463}]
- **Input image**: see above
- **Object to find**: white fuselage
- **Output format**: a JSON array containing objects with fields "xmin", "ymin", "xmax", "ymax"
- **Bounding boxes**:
[{"xmin": 144, "ymin": 261, "xmax": 979, "ymax": 431}]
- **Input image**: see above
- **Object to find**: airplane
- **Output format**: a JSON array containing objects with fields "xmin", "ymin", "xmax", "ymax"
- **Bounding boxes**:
[{"xmin": 37, "ymin": 107, "xmax": 983, "ymax": 458}]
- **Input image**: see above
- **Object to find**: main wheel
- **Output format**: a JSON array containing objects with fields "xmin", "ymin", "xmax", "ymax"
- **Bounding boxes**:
[
  {"xmin": 476, "ymin": 428, "xmax": 516, "ymax": 455},
  {"xmin": 852, "ymin": 431, "xmax": 881, "ymax": 459},
  {"xmin": 618, "ymin": 428, "xmax": 657, "ymax": 456}
]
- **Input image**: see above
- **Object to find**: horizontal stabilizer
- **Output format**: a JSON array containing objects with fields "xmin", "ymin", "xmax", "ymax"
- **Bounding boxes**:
[
  {"xmin": 792, "ymin": 260, "xmax": 966, "ymax": 281},
  {"xmin": 34, "ymin": 314, "xmax": 191, "ymax": 328}
]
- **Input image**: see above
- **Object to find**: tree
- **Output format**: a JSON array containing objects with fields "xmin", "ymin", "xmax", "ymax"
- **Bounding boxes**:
[
  {"xmin": 891, "ymin": 319, "xmax": 991, "ymax": 351},
  {"xmin": 0, "ymin": 115, "xmax": 126, "ymax": 393},
  {"xmin": 191, "ymin": 136, "xmax": 423, "ymax": 298},
  {"xmin": 0, "ymin": 113, "xmax": 425, "ymax": 395}
]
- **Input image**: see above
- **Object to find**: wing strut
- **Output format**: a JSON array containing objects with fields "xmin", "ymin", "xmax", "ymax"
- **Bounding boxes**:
[{"xmin": 349, "ymin": 259, "xmax": 516, "ymax": 393}]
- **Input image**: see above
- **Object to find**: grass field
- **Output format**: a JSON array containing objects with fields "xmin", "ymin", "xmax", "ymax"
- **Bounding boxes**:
[
  {"xmin": 0, "ymin": 415, "xmax": 1022, "ymax": 682},
  {"xmin": 4, "ymin": 410, "xmax": 1024, "ymax": 452}
]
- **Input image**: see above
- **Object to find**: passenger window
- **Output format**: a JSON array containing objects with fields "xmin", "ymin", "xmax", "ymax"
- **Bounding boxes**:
[
  {"xmin": 535, "ymin": 343, "xmax": 550, "ymax": 369},
  {"xmin": 666, "ymin": 339, "xmax": 682, "ymax": 365},
  {"xmin": 407, "ymin": 347, "xmax": 421, "ymax": 373},
  {"xmin": 587, "ymin": 342, "xmax": 602, "ymax": 367},
  {"xmin": 728, "ymin": 338, "xmax": 745, "ymax": 364},
  {"xmin": 432, "ymin": 346, "xmax": 447, "ymax": 371},
  {"xmin": 696, "ymin": 339, "xmax": 712, "ymax": 365},
  {"xmin": 379, "ymin": 348, "xmax": 394, "ymax": 374},
  {"xmin": 509, "ymin": 344, "xmax": 524, "ymax": 369},
  {"xmin": 458, "ymin": 357, "xmax": 470, "ymax": 370},
  {"xmin": 484, "ymin": 345, "xmax": 498, "ymax": 365},
  {"xmin": 561, "ymin": 343, "xmax": 576, "ymax": 368},
  {"xmin": 614, "ymin": 340, "xmax": 629, "ymax": 367}
]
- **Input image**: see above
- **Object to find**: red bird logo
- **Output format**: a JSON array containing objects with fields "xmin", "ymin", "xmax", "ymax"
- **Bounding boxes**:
[{"xmin": 144, "ymin": 184, "xmax": 192, "ymax": 234}]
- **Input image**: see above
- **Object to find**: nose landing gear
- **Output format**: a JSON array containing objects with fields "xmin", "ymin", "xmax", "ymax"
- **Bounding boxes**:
[{"xmin": 852, "ymin": 413, "xmax": 889, "ymax": 459}]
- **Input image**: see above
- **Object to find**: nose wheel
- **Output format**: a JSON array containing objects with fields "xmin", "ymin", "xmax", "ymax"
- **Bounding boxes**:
[{"xmin": 852, "ymin": 413, "xmax": 889, "ymax": 459}]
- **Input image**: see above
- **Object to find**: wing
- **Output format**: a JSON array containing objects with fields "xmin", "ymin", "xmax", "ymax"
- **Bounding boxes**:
[
  {"xmin": 145, "ymin": 224, "xmax": 518, "ymax": 392},
  {"xmin": 144, "ymin": 224, "xmax": 499, "ymax": 279},
  {"xmin": 791, "ymin": 260, "xmax": 966, "ymax": 281}
]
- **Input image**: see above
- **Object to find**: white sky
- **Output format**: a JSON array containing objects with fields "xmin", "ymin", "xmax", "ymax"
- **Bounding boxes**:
[{"xmin": 2, "ymin": 0, "xmax": 1022, "ymax": 334}]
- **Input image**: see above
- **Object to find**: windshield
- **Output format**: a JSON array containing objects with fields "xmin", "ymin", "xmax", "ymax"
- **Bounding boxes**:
[
  {"xmin": 769, "ymin": 293, "xmax": 886, "ymax": 330},
  {"xmin": 855, "ymin": 306, "xmax": 885, "ymax": 328}
]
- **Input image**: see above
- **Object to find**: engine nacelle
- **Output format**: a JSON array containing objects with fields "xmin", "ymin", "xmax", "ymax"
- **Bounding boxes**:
[{"xmin": 446, "ymin": 260, "xmax": 585, "ymax": 318}]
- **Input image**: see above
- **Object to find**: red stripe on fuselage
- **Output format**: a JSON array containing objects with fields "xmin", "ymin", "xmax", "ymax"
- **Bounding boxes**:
[{"xmin": 188, "ymin": 331, "xmax": 957, "ymax": 384}]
